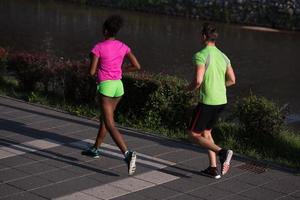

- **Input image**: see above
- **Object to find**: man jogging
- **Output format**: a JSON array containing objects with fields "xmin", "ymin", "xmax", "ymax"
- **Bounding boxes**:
[{"xmin": 187, "ymin": 22, "xmax": 236, "ymax": 179}]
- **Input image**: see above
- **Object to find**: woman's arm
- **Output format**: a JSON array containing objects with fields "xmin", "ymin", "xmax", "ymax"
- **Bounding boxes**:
[
  {"xmin": 89, "ymin": 53, "xmax": 99, "ymax": 76},
  {"xmin": 123, "ymin": 52, "xmax": 141, "ymax": 72}
]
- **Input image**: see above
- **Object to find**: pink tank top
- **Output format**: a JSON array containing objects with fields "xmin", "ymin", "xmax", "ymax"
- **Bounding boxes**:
[{"xmin": 91, "ymin": 39, "xmax": 131, "ymax": 82}]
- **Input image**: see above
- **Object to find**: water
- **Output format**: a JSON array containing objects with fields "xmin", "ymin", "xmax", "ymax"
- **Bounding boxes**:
[{"xmin": 1, "ymin": 0, "xmax": 300, "ymax": 114}]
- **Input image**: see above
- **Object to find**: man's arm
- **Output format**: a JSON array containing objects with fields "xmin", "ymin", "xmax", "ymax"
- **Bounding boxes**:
[
  {"xmin": 186, "ymin": 64, "xmax": 205, "ymax": 91},
  {"xmin": 225, "ymin": 65, "xmax": 236, "ymax": 87},
  {"xmin": 123, "ymin": 52, "xmax": 141, "ymax": 72}
]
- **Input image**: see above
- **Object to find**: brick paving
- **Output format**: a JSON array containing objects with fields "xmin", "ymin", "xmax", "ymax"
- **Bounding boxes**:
[{"xmin": 0, "ymin": 96, "xmax": 299, "ymax": 200}]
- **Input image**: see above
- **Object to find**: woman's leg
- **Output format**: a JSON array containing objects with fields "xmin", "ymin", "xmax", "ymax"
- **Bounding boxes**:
[
  {"xmin": 93, "ymin": 97, "xmax": 120, "ymax": 148},
  {"xmin": 93, "ymin": 121, "xmax": 107, "ymax": 148},
  {"xmin": 101, "ymin": 95, "xmax": 127, "ymax": 154},
  {"xmin": 101, "ymin": 95, "xmax": 137, "ymax": 175}
]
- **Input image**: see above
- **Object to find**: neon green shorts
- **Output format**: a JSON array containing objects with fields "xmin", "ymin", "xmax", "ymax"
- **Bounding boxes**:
[{"xmin": 97, "ymin": 80, "xmax": 124, "ymax": 97}]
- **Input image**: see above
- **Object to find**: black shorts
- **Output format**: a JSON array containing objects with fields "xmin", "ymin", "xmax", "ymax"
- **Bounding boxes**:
[{"xmin": 188, "ymin": 103, "xmax": 225, "ymax": 133}]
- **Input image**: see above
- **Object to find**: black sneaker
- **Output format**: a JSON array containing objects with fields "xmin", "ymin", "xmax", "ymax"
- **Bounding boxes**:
[
  {"xmin": 200, "ymin": 167, "xmax": 221, "ymax": 179},
  {"xmin": 124, "ymin": 150, "xmax": 137, "ymax": 175},
  {"xmin": 219, "ymin": 149, "xmax": 233, "ymax": 175},
  {"xmin": 81, "ymin": 147, "xmax": 101, "ymax": 158}
]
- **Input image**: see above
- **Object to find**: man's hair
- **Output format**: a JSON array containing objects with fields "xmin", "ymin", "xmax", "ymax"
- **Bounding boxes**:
[
  {"xmin": 202, "ymin": 23, "xmax": 218, "ymax": 42},
  {"xmin": 103, "ymin": 15, "xmax": 123, "ymax": 37}
]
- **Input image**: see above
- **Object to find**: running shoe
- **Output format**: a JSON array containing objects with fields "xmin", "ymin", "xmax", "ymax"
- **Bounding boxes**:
[
  {"xmin": 200, "ymin": 166, "xmax": 221, "ymax": 179},
  {"xmin": 124, "ymin": 150, "xmax": 137, "ymax": 175},
  {"xmin": 81, "ymin": 146, "xmax": 101, "ymax": 158},
  {"xmin": 219, "ymin": 149, "xmax": 233, "ymax": 175}
]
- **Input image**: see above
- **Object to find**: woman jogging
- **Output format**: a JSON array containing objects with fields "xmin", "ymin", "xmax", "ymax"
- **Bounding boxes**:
[{"xmin": 82, "ymin": 15, "xmax": 141, "ymax": 176}]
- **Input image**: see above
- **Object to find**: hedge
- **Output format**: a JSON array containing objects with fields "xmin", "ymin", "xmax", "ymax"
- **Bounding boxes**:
[
  {"xmin": 3, "ymin": 48, "xmax": 198, "ymax": 136},
  {"xmin": 1, "ymin": 47, "xmax": 289, "ymax": 140},
  {"xmin": 2, "ymin": 47, "xmax": 299, "ymax": 168}
]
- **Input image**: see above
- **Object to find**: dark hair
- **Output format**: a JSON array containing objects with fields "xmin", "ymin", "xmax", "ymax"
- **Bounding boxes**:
[
  {"xmin": 202, "ymin": 23, "xmax": 218, "ymax": 42},
  {"xmin": 103, "ymin": 15, "xmax": 123, "ymax": 37}
]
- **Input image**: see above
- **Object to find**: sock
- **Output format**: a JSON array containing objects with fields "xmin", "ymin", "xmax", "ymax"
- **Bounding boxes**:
[
  {"xmin": 124, "ymin": 150, "xmax": 129, "ymax": 158},
  {"xmin": 218, "ymin": 149, "xmax": 226, "ymax": 157},
  {"xmin": 218, "ymin": 149, "xmax": 224, "ymax": 156}
]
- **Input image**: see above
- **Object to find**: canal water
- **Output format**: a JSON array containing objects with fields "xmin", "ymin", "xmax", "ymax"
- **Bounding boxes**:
[{"xmin": 1, "ymin": 0, "xmax": 300, "ymax": 115}]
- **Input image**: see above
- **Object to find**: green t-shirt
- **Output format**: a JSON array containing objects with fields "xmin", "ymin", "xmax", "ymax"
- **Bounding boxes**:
[{"xmin": 193, "ymin": 46, "xmax": 231, "ymax": 105}]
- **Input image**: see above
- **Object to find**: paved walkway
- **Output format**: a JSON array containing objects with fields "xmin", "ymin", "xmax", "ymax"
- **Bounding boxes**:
[{"xmin": 0, "ymin": 96, "xmax": 299, "ymax": 200}]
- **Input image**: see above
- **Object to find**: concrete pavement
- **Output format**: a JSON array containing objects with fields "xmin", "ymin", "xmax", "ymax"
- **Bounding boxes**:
[{"xmin": 0, "ymin": 96, "xmax": 299, "ymax": 200}]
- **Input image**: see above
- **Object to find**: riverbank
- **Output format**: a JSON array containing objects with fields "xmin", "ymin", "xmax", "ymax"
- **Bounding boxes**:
[
  {"xmin": 62, "ymin": 0, "xmax": 300, "ymax": 31},
  {"xmin": 1, "ymin": 47, "xmax": 299, "ymax": 169}
]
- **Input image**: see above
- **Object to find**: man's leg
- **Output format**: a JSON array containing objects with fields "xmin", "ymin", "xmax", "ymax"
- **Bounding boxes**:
[
  {"xmin": 190, "ymin": 130, "xmax": 233, "ymax": 176},
  {"xmin": 189, "ymin": 130, "xmax": 221, "ymax": 179},
  {"xmin": 203, "ymin": 129, "xmax": 217, "ymax": 168},
  {"xmin": 189, "ymin": 131, "xmax": 221, "ymax": 153}
]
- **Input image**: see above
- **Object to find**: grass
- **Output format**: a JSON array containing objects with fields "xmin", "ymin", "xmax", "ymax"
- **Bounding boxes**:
[{"xmin": 214, "ymin": 122, "xmax": 300, "ymax": 169}]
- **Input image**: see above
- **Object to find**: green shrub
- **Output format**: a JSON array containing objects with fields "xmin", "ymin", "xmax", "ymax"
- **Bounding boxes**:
[
  {"xmin": 213, "ymin": 122, "xmax": 241, "ymax": 150},
  {"xmin": 147, "ymin": 74, "xmax": 196, "ymax": 130},
  {"xmin": 54, "ymin": 59, "xmax": 96, "ymax": 104},
  {"xmin": 7, "ymin": 52, "xmax": 49, "ymax": 91},
  {"xmin": 234, "ymin": 94, "xmax": 287, "ymax": 147},
  {"xmin": 0, "ymin": 47, "xmax": 8, "ymax": 77},
  {"xmin": 118, "ymin": 73, "xmax": 160, "ymax": 123},
  {"xmin": 117, "ymin": 73, "xmax": 197, "ymax": 135},
  {"xmin": 6, "ymin": 51, "xmax": 95, "ymax": 104},
  {"xmin": 5, "ymin": 50, "xmax": 198, "ymax": 136}
]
